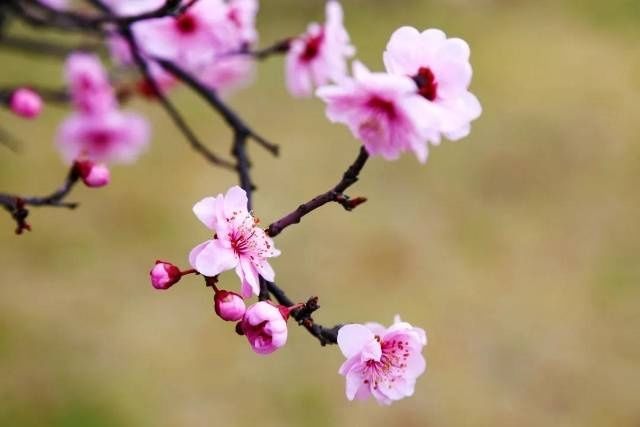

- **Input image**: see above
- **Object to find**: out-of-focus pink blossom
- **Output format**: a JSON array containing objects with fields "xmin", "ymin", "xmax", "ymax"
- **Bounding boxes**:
[
  {"xmin": 74, "ymin": 160, "xmax": 111, "ymax": 188},
  {"xmin": 57, "ymin": 110, "xmax": 150, "ymax": 164},
  {"xmin": 337, "ymin": 316, "xmax": 427, "ymax": 405},
  {"xmin": 189, "ymin": 186, "xmax": 280, "ymax": 298},
  {"xmin": 65, "ymin": 53, "xmax": 116, "ymax": 115},
  {"xmin": 39, "ymin": 0, "xmax": 68, "ymax": 10},
  {"xmin": 9, "ymin": 88, "xmax": 43, "ymax": 119},
  {"xmin": 214, "ymin": 290, "xmax": 246, "ymax": 321},
  {"xmin": 383, "ymin": 27, "xmax": 481, "ymax": 143},
  {"xmin": 150, "ymin": 261, "xmax": 182, "ymax": 290},
  {"xmin": 198, "ymin": 55, "xmax": 254, "ymax": 94},
  {"xmin": 317, "ymin": 61, "xmax": 436, "ymax": 162},
  {"xmin": 240, "ymin": 301, "xmax": 288, "ymax": 355},
  {"xmin": 285, "ymin": 0, "xmax": 355, "ymax": 97}
]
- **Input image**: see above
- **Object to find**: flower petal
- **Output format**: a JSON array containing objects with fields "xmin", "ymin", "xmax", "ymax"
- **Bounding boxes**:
[
  {"xmin": 337, "ymin": 324, "xmax": 376, "ymax": 359},
  {"xmin": 193, "ymin": 240, "xmax": 239, "ymax": 276}
]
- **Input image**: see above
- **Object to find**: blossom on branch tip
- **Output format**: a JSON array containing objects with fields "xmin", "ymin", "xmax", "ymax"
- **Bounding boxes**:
[
  {"xmin": 239, "ymin": 301, "xmax": 288, "ymax": 355},
  {"xmin": 286, "ymin": 0, "xmax": 355, "ymax": 97},
  {"xmin": 317, "ymin": 61, "xmax": 435, "ymax": 162},
  {"xmin": 337, "ymin": 316, "xmax": 427, "ymax": 405},
  {"xmin": 383, "ymin": 27, "xmax": 481, "ymax": 143},
  {"xmin": 150, "ymin": 261, "xmax": 182, "ymax": 290},
  {"xmin": 189, "ymin": 186, "xmax": 280, "ymax": 298},
  {"xmin": 74, "ymin": 160, "xmax": 111, "ymax": 188},
  {"xmin": 9, "ymin": 88, "xmax": 43, "ymax": 119},
  {"xmin": 214, "ymin": 289, "xmax": 246, "ymax": 321}
]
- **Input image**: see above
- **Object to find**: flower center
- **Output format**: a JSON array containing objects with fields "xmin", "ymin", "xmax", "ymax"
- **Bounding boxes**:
[
  {"xmin": 300, "ymin": 31, "xmax": 324, "ymax": 62},
  {"xmin": 366, "ymin": 96, "xmax": 397, "ymax": 119},
  {"xmin": 87, "ymin": 129, "xmax": 114, "ymax": 146},
  {"xmin": 175, "ymin": 14, "xmax": 197, "ymax": 34},
  {"xmin": 412, "ymin": 67, "xmax": 438, "ymax": 101}
]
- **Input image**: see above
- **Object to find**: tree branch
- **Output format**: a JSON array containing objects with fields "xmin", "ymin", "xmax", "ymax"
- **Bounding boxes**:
[{"xmin": 266, "ymin": 147, "xmax": 369, "ymax": 237}]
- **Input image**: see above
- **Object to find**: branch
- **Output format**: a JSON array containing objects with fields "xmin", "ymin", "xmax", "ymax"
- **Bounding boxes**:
[
  {"xmin": 0, "ymin": 165, "xmax": 79, "ymax": 234},
  {"xmin": 266, "ymin": 147, "xmax": 369, "ymax": 237},
  {"xmin": 154, "ymin": 58, "xmax": 280, "ymax": 156},
  {"xmin": 118, "ymin": 25, "xmax": 235, "ymax": 170},
  {"xmin": 266, "ymin": 280, "xmax": 341, "ymax": 346}
]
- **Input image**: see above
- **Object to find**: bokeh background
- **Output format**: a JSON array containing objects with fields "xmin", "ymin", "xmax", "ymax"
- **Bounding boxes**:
[{"xmin": 2, "ymin": 0, "xmax": 640, "ymax": 426}]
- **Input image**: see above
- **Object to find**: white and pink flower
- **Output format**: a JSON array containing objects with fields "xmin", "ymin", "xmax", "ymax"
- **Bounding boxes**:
[
  {"xmin": 57, "ymin": 110, "xmax": 149, "ymax": 164},
  {"xmin": 285, "ymin": 0, "xmax": 355, "ymax": 97},
  {"xmin": 240, "ymin": 301, "xmax": 288, "ymax": 355},
  {"xmin": 65, "ymin": 53, "xmax": 116, "ymax": 115},
  {"xmin": 317, "ymin": 61, "xmax": 435, "ymax": 162},
  {"xmin": 383, "ymin": 27, "xmax": 481, "ymax": 143},
  {"xmin": 189, "ymin": 186, "xmax": 280, "ymax": 298},
  {"xmin": 337, "ymin": 317, "xmax": 427, "ymax": 405}
]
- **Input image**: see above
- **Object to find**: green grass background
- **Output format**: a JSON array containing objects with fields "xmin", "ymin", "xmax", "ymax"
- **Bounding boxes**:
[{"xmin": 1, "ymin": 0, "xmax": 640, "ymax": 426}]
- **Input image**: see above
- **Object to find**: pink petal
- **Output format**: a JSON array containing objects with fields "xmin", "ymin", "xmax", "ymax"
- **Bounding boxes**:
[
  {"xmin": 236, "ymin": 257, "xmax": 260, "ymax": 296},
  {"xmin": 254, "ymin": 260, "xmax": 275, "ymax": 282},
  {"xmin": 193, "ymin": 197, "xmax": 220, "ymax": 230},
  {"xmin": 193, "ymin": 240, "xmax": 239, "ymax": 276},
  {"xmin": 223, "ymin": 185, "xmax": 249, "ymax": 218},
  {"xmin": 337, "ymin": 324, "xmax": 375, "ymax": 359},
  {"xmin": 345, "ymin": 368, "xmax": 369, "ymax": 401},
  {"xmin": 189, "ymin": 240, "xmax": 211, "ymax": 268}
]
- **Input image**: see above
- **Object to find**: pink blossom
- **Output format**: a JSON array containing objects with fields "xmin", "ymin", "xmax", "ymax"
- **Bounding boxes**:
[
  {"xmin": 131, "ymin": 0, "xmax": 231, "ymax": 69},
  {"xmin": 9, "ymin": 88, "xmax": 42, "ymax": 119},
  {"xmin": 337, "ymin": 317, "xmax": 427, "ymax": 405},
  {"xmin": 39, "ymin": 0, "xmax": 68, "ymax": 9},
  {"xmin": 383, "ymin": 27, "xmax": 481, "ymax": 143},
  {"xmin": 240, "ymin": 301, "xmax": 288, "ymax": 355},
  {"xmin": 214, "ymin": 290, "xmax": 246, "ymax": 321},
  {"xmin": 285, "ymin": 1, "xmax": 355, "ymax": 97},
  {"xmin": 189, "ymin": 186, "xmax": 280, "ymax": 298},
  {"xmin": 198, "ymin": 55, "xmax": 254, "ymax": 94},
  {"xmin": 74, "ymin": 160, "xmax": 111, "ymax": 188},
  {"xmin": 317, "ymin": 61, "xmax": 436, "ymax": 162},
  {"xmin": 57, "ymin": 110, "xmax": 150, "ymax": 164},
  {"xmin": 65, "ymin": 53, "xmax": 116, "ymax": 115},
  {"xmin": 150, "ymin": 261, "xmax": 182, "ymax": 290}
]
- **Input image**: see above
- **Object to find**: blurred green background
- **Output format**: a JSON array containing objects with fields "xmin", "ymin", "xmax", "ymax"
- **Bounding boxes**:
[{"xmin": 2, "ymin": 0, "xmax": 640, "ymax": 426}]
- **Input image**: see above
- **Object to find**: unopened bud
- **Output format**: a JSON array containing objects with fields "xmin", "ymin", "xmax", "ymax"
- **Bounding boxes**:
[
  {"xmin": 74, "ymin": 160, "xmax": 111, "ymax": 188},
  {"xmin": 150, "ymin": 261, "xmax": 182, "ymax": 290},
  {"xmin": 10, "ymin": 88, "xmax": 43, "ymax": 119},
  {"xmin": 214, "ymin": 290, "xmax": 246, "ymax": 321}
]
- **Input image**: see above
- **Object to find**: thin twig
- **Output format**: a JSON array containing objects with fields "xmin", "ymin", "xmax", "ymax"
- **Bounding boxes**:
[{"xmin": 266, "ymin": 147, "xmax": 369, "ymax": 237}]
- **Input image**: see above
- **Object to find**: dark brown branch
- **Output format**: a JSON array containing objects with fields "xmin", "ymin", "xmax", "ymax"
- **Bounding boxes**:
[
  {"xmin": 266, "ymin": 147, "xmax": 369, "ymax": 237},
  {"xmin": 0, "ymin": 33, "xmax": 102, "ymax": 58},
  {"xmin": 266, "ymin": 281, "xmax": 341, "ymax": 346},
  {"xmin": 118, "ymin": 25, "xmax": 235, "ymax": 170},
  {"xmin": 0, "ymin": 166, "xmax": 79, "ymax": 234},
  {"xmin": 154, "ymin": 58, "xmax": 280, "ymax": 157}
]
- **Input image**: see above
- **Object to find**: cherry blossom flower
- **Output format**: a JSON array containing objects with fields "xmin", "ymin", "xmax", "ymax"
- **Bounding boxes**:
[
  {"xmin": 39, "ymin": 0, "xmax": 68, "ymax": 9},
  {"xmin": 74, "ymin": 160, "xmax": 111, "ymax": 188},
  {"xmin": 150, "ymin": 261, "xmax": 182, "ymax": 290},
  {"xmin": 337, "ymin": 316, "xmax": 427, "ymax": 405},
  {"xmin": 65, "ymin": 53, "xmax": 116, "ymax": 115},
  {"xmin": 57, "ymin": 110, "xmax": 150, "ymax": 164},
  {"xmin": 9, "ymin": 88, "xmax": 42, "ymax": 119},
  {"xmin": 189, "ymin": 186, "xmax": 280, "ymax": 297},
  {"xmin": 285, "ymin": 0, "xmax": 355, "ymax": 97},
  {"xmin": 214, "ymin": 289, "xmax": 246, "ymax": 321},
  {"xmin": 239, "ymin": 301, "xmax": 288, "ymax": 355},
  {"xmin": 383, "ymin": 27, "xmax": 481, "ymax": 143},
  {"xmin": 317, "ymin": 61, "xmax": 436, "ymax": 162}
]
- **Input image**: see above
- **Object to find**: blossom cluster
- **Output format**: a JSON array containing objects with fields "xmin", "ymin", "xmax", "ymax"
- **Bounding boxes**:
[{"xmin": 1, "ymin": 0, "xmax": 485, "ymax": 406}]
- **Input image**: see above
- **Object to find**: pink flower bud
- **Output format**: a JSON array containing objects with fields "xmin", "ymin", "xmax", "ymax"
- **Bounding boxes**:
[
  {"xmin": 239, "ymin": 301, "xmax": 288, "ymax": 355},
  {"xmin": 74, "ymin": 160, "xmax": 111, "ymax": 188},
  {"xmin": 10, "ymin": 88, "xmax": 43, "ymax": 119},
  {"xmin": 214, "ymin": 290, "xmax": 246, "ymax": 321},
  {"xmin": 150, "ymin": 261, "xmax": 182, "ymax": 290}
]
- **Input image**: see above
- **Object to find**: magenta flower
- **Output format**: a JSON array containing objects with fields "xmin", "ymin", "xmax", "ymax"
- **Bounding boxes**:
[
  {"xmin": 317, "ymin": 61, "xmax": 436, "ymax": 162},
  {"xmin": 337, "ymin": 317, "xmax": 427, "ymax": 405},
  {"xmin": 57, "ymin": 110, "xmax": 149, "ymax": 164},
  {"xmin": 214, "ymin": 289, "xmax": 246, "ymax": 322},
  {"xmin": 189, "ymin": 186, "xmax": 280, "ymax": 298},
  {"xmin": 9, "ymin": 88, "xmax": 43, "ymax": 119},
  {"xmin": 65, "ymin": 53, "xmax": 116, "ymax": 115},
  {"xmin": 383, "ymin": 27, "xmax": 481, "ymax": 143},
  {"xmin": 240, "ymin": 301, "xmax": 288, "ymax": 355},
  {"xmin": 285, "ymin": 0, "xmax": 355, "ymax": 97}
]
